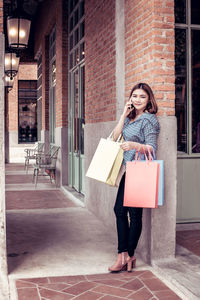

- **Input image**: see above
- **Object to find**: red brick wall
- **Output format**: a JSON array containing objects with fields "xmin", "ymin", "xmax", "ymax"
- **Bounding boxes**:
[
  {"xmin": 85, "ymin": 0, "xmax": 116, "ymax": 123},
  {"xmin": 34, "ymin": 0, "xmax": 56, "ymax": 131},
  {"xmin": 125, "ymin": 0, "xmax": 175, "ymax": 116},
  {"xmin": 55, "ymin": 0, "xmax": 68, "ymax": 128},
  {"xmin": 0, "ymin": 0, "xmax": 3, "ymax": 33},
  {"xmin": 7, "ymin": 80, "xmax": 18, "ymax": 132},
  {"xmin": 34, "ymin": 0, "xmax": 68, "ymax": 129}
]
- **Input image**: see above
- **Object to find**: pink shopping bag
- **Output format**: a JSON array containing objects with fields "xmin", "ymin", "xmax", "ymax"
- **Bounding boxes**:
[{"xmin": 123, "ymin": 153, "xmax": 160, "ymax": 208}]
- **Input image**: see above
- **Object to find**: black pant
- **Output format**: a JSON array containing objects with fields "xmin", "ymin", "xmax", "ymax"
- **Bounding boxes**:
[{"xmin": 114, "ymin": 173, "xmax": 143, "ymax": 257}]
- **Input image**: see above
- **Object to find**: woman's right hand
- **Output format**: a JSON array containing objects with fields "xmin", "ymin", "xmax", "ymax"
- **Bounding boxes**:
[
  {"xmin": 113, "ymin": 100, "xmax": 134, "ymax": 141},
  {"xmin": 122, "ymin": 100, "xmax": 134, "ymax": 118}
]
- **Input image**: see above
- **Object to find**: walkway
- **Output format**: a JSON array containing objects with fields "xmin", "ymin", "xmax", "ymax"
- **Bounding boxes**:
[
  {"xmin": 15, "ymin": 271, "xmax": 181, "ymax": 300},
  {"xmin": 5, "ymin": 163, "xmax": 198, "ymax": 300}
]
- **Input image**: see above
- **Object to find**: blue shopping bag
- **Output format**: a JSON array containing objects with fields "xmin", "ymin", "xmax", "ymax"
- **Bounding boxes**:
[
  {"xmin": 156, "ymin": 160, "xmax": 164, "ymax": 206},
  {"xmin": 149, "ymin": 150, "xmax": 164, "ymax": 206}
]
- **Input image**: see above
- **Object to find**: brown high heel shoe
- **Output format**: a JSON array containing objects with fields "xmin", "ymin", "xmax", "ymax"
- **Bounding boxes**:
[
  {"xmin": 108, "ymin": 252, "xmax": 129, "ymax": 273},
  {"xmin": 127, "ymin": 256, "xmax": 136, "ymax": 272}
]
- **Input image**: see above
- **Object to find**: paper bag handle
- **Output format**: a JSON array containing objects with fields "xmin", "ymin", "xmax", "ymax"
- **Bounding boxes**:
[
  {"xmin": 108, "ymin": 131, "xmax": 123, "ymax": 143},
  {"xmin": 135, "ymin": 146, "xmax": 152, "ymax": 162}
]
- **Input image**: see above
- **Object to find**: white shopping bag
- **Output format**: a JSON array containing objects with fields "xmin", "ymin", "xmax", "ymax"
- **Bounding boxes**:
[{"xmin": 86, "ymin": 137, "xmax": 123, "ymax": 186}]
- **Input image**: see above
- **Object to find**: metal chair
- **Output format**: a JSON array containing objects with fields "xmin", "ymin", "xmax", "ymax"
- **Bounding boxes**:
[
  {"xmin": 33, "ymin": 145, "xmax": 60, "ymax": 187},
  {"xmin": 24, "ymin": 142, "xmax": 45, "ymax": 173}
]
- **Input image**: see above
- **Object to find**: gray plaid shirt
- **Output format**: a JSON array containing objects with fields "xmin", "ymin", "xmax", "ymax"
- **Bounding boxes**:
[{"xmin": 122, "ymin": 113, "xmax": 160, "ymax": 165}]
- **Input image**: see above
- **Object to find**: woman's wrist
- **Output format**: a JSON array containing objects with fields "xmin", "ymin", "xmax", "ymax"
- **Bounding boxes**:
[
  {"xmin": 120, "ymin": 113, "xmax": 127, "ymax": 122},
  {"xmin": 134, "ymin": 143, "xmax": 152, "ymax": 153},
  {"xmin": 133, "ymin": 142, "xmax": 143, "ymax": 152}
]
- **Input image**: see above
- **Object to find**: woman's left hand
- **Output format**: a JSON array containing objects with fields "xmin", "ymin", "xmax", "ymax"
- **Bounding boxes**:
[{"xmin": 120, "ymin": 142, "xmax": 134, "ymax": 151}]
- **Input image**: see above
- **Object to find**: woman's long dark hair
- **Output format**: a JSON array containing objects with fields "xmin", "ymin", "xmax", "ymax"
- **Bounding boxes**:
[{"xmin": 128, "ymin": 82, "xmax": 158, "ymax": 120}]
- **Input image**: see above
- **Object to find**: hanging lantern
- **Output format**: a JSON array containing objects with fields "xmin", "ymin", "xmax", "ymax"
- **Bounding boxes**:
[
  {"xmin": 7, "ymin": 1, "xmax": 31, "ymax": 49},
  {"xmin": 4, "ymin": 75, "xmax": 15, "ymax": 92},
  {"xmin": 5, "ymin": 52, "xmax": 20, "ymax": 79}
]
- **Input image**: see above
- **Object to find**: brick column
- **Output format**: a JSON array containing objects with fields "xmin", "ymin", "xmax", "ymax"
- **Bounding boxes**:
[
  {"xmin": 54, "ymin": 0, "xmax": 69, "ymax": 186},
  {"xmin": 124, "ymin": 0, "xmax": 176, "ymax": 263},
  {"xmin": 55, "ymin": 0, "xmax": 68, "ymax": 129}
]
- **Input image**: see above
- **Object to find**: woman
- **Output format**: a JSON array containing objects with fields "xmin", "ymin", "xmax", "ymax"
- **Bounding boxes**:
[{"xmin": 109, "ymin": 82, "xmax": 160, "ymax": 272}]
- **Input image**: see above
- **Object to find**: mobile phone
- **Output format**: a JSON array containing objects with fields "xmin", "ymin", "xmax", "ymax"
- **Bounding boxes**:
[{"xmin": 129, "ymin": 104, "xmax": 134, "ymax": 109}]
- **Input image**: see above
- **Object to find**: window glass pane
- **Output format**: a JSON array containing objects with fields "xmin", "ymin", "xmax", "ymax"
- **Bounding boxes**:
[
  {"xmin": 37, "ymin": 76, "xmax": 42, "ymax": 90},
  {"xmin": 37, "ymin": 85, "xmax": 42, "ymax": 98},
  {"xmin": 51, "ymin": 60, "xmax": 56, "ymax": 86},
  {"xmin": 37, "ymin": 98, "xmax": 42, "ymax": 141},
  {"xmin": 70, "ymin": 34, "xmax": 73, "ymax": 50},
  {"xmin": 80, "ymin": 21, "xmax": 84, "ymax": 39},
  {"xmin": 38, "ymin": 53, "xmax": 42, "ymax": 66},
  {"xmin": 75, "ymin": 28, "xmax": 79, "ymax": 44},
  {"xmin": 191, "ymin": 0, "xmax": 200, "ymax": 25},
  {"xmin": 74, "ymin": 70, "xmax": 79, "ymax": 152},
  {"xmin": 52, "ymin": 44, "xmax": 56, "ymax": 57},
  {"xmin": 19, "ymin": 81, "xmax": 29, "ymax": 89},
  {"xmin": 70, "ymin": 16, "xmax": 73, "ymax": 31},
  {"xmin": 80, "ymin": 1, "xmax": 84, "ymax": 18},
  {"xmin": 53, "ymin": 29, "xmax": 56, "ymax": 41},
  {"xmin": 74, "ymin": 48, "xmax": 79, "ymax": 65},
  {"xmin": 70, "ymin": 0, "xmax": 74, "ymax": 13},
  {"xmin": 74, "ymin": 9, "xmax": 79, "ymax": 26},
  {"xmin": 80, "ymin": 42, "xmax": 85, "ymax": 60},
  {"xmin": 18, "ymin": 80, "xmax": 38, "ymax": 143},
  {"xmin": 37, "ymin": 64, "xmax": 42, "ymax": 78},
  {"xmin": 50, "ymin": 35, "xmax": 52, "ymax": 45},
  {"xmin": 30, "ymin": 81, "xmax": 37, "ymax": 89},
  {"xmin": 50, "ymin": 48, "xmax": 52, "ymax": 60},
  {"xmin": 175, "ymin": 28, "xmax": 187, "ymax": 153},
  {"xmin": 49, "ymin": 86, "xmax": 56, "ymax": 144},
  {"xmin": 192, "ymin": 30, "xmax": 200, "ymax": 153},
  {"xmin": 70, "ymin": 53, "xmax": 73, "ymax": 69},
  {"xmin": 175, "ymin": 0, "xmax": 186, "ymax": 24}
]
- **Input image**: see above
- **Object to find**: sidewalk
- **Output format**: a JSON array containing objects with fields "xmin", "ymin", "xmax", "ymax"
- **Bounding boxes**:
[{"xmin": 5, "ymin": 163, "xmax": 199, "ymax": 300}]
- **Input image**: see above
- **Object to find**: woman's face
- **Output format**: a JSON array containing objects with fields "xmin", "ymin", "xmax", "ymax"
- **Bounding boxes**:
[{"xmin": 130, "ymin": 88, "xmax": 149, "ymax": 113}]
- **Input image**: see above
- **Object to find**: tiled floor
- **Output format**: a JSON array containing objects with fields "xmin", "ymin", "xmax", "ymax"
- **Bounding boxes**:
[
  {"xmin": 6, "ymin": 163, "xmax": 27, "ymax": 171},
  {"xmin": 5, "ymin": 164, "xmax": 190, "ymax": 300},
  {"xmin": 6, "ymin": 174, "xmax": 34, "ymax": 184},
  {"xmin": 16, "ymin": 271, "xmax": 182, "ymax": 300},
  {"xmin": 6, "ymin": 190, "xmax": 76, "ymax": 210},
  {"xmin": 176, "ymin": 230, "xmax": 200, "ymax": 256}
]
